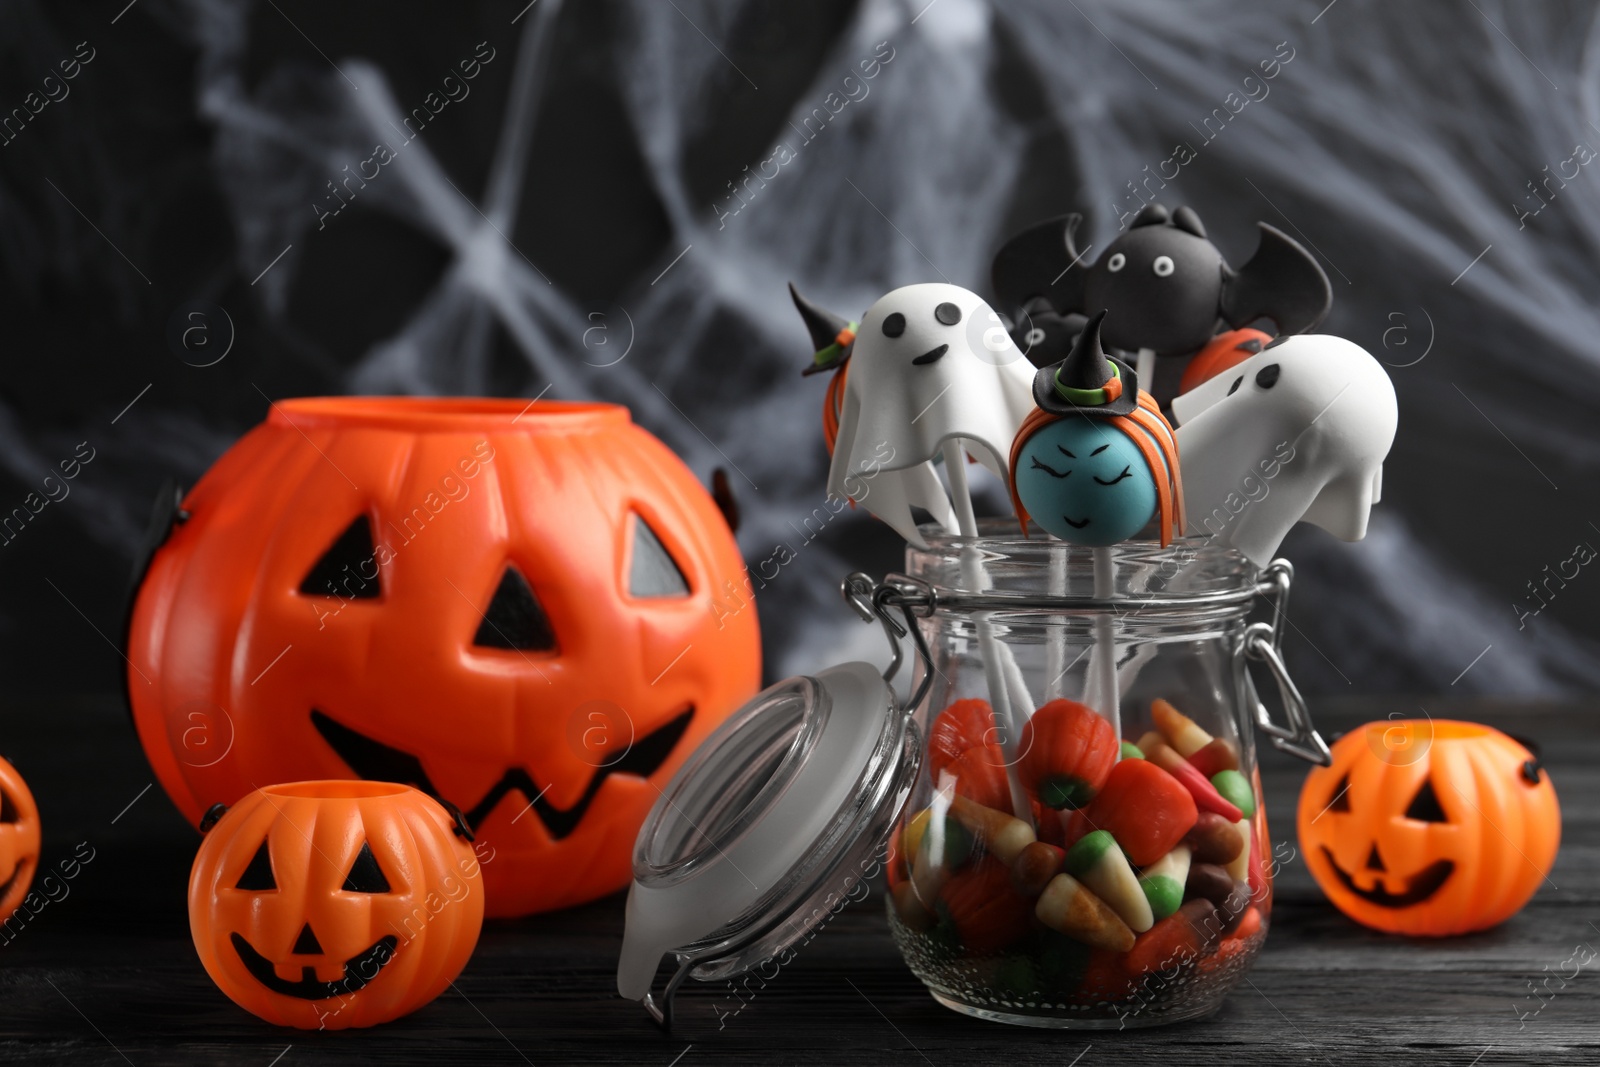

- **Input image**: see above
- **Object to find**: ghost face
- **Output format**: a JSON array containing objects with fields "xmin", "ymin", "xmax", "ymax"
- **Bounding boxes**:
[
  {"xmin": 827, "ymin": 283, "xmax": 1037, "ymax": 545},
  {"xmin": 1171, "ymin": 334, "xmax": 1398, "ymax": 566},
  {"xmin": 1084, "ymin": 227, "xmax": 1225, "ymax": 356},
  {"xmin": 1014, "ymin": 418, "xmax": 1158, "ymax": 546}
]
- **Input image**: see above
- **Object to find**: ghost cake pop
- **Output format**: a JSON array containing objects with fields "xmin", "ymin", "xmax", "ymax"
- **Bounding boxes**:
[
  {"xmin": 790, "ymin": 281, "xmax": 1036, "ymax": 547},
  {"xmin": 1170, "ymin": 332, "xmax": 1397, "ymax": 567},
  {"xmin": 1009, "ymin": 312, "xmax": 1185, "ymax": 548},
  {"xmin": 991, "ymin": 204, "xmax": 1331, "ymax": 400}
]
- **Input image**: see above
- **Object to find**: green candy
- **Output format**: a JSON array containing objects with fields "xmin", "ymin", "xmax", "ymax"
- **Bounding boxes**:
[
  {"xmin": 1039, "ymin": 773, "xmax": 1094, "ymax": 811},
  {"xmin": 1139, "ymin": 874, "xmax": 1184, "ymax": 920},
  {"xmin": 1210, "ymin": 769, "xmax": 1256, "ymax": 817},
  {"xmin": 1120, "ymin": 741, "xmax": 1145, "ymax": 760}
]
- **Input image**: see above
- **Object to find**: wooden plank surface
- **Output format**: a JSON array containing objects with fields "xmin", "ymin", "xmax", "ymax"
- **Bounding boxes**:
[{"xmin": 0, "ymin": 697, "xmax": 1593, "ymax": 1064}]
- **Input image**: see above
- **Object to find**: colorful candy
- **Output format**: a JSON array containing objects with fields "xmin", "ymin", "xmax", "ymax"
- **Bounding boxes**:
[
  {"xmin": 1210, "ymin": 769, "xmax": 1256, "ymax": 818},
  {"xmin": 1184, "ymin": 811, "xmax": 1244, "ymax": 866},
  {"xmin": 1138, "ymin": 844, "xmax": 1191, "ymax": 921},
  {"xmin": 1124, "ymin": 898, "xmax": 1222, "ymax": 979},
  {"xmin": 1065, "ymin": 830, "xmax": 1154, "ymax": 933},
  {"xmin": 1120, "ymin": 741, "xmax": 1145, "ymax": 761},
  {"xmin": 928, "ymin": 699, "xmax": 1013, "ymax": 812},
  {"xmin": 940, "ymin": 858, "xmax": 1034, "ymax": 956},
  {"xmin": 1151, "ymin": 698, "xmax": 1214, "ymax": 758},
  {"xmin": 949, "ymin": 794, "xmax": 1037, "ymax": 865},
  {"xmin": 1145, "ymin": 740, "xmax": 1244, "ymax": 821},
  {"xmin": 1011, "ymin": 841, "xmax": 1065, "ymax": 898},
  {"xmin": 1076, "ymin": 759, "xmax": 1198, "ymax": 867},
  {"xmin": 1223, "ymin": 817, "xmax": 1252, "ymax": 884},
  {"xmin": 1187, "ymin": 737, "xmax": 1240, "ymax": 776},
  {"xmin": 1018, "ymin": 699, "xmax": 1119, "ymax": 810},
  {"xmin": 1035, "ymin": 873, "xmax": 1136, "ymax": 952}
]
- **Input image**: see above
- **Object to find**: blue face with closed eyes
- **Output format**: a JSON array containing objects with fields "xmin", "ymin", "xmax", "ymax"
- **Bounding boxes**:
[{"xmin": 1014, "ymin": 417, "xmax": 1158, "ymax": 546}]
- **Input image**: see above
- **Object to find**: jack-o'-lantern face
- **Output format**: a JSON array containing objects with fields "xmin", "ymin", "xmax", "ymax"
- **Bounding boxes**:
[
  {"xmin": 132, "ymin": 400, "xmax": 762, "ymax": 917},
  {"xmin": 189, "ymin": 781, "xmax": 483, "ymax": 1029},
  {"xmin": 1298, "ymin": 720, "xmax": 1560, "ymax": 936},
  {"xmin": 0, "ymin": 756, "xmax": 40, "ymax": 918}
]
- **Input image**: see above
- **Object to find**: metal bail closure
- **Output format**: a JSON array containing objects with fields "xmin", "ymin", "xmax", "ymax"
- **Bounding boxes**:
[
  {"xmin": 616, "ymin": 575, "xmax": 926, "ymax": 1031},
  {"xmin": 1237, "ymin": 559, "xmax": 1332, "ymax": 765}
]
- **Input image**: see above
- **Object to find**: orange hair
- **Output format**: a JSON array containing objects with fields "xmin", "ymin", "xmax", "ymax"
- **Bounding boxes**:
[
  {"xmin": 1007, "ymin": 391, "xmax": 1186, "ymax": 545},
  {"xmin": 821, "ymin": 362, "xmax": 849, "ymax": 455}
]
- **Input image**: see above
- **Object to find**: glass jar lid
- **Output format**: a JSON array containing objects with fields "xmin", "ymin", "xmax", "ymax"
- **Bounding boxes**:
[{"xmin": 616, "ymin": 660, "xmax": 921, "ymax": 1028}]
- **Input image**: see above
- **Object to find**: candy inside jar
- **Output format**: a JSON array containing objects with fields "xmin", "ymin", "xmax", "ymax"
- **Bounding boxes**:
[{"xmin": 885, "ymin": 525, "xmax": 1313, "ymax": 1028}]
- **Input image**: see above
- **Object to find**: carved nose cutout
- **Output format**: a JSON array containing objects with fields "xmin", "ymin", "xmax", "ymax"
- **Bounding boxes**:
[
  {"xmin": 292, "ymin": 923, "xmax": 323, "ymax": 955},
  {"xmin": 1365, "ymin": 843, "xmax": 1386, "ymax": 872}
]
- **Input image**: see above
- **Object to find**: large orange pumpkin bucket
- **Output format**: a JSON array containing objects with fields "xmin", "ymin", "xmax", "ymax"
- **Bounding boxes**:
[{"xmin": 127, "ymin": 397, "xmax": 761, "ymax": 918}]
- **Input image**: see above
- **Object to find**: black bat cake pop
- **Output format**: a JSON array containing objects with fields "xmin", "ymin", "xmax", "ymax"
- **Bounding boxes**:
[{"xmin": 991, "ymin": 203, "xmax": 1332, "ymax": 401}]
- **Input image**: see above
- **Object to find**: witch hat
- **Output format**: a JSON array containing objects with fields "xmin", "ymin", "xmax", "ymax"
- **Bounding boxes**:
[
  {"xmin": 789, "ymin": 282, "xmax": 857, "ymax": 376},
  {"xmin": 1032, "ymin": 310, "xmax": 1139, "ymax": 417}
]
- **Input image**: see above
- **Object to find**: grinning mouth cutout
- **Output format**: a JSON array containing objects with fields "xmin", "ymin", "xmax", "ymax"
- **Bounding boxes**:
[
  {"xmin": 232, "ymin": 931, "xmax": 398, "ymax": 1001},
  {"xmin": 310, "ymin": 706, "xmax": 694, "ymax": 839},
  {"xmin": 0, "ymin": 861, "xmax": 24, "ymax": 902},
  {"xmin": 1321, "ymin": 846, "xmax": 1454, "ymax": 909}
]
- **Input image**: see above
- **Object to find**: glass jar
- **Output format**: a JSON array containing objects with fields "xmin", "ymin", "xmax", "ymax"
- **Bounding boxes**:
[
  {"xmin": 616, "ymin": 520, "xmax": 1328, "ymax": 1031},
  {"xmin": 884, "ymin": 520, "xmax": 1324, "ymax": 1028}
]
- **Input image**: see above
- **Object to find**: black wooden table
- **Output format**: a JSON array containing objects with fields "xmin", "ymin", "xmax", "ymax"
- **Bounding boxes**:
[{"xmin": 2, "ymin": 697, "xmax": 1593, "ymax": 1065}]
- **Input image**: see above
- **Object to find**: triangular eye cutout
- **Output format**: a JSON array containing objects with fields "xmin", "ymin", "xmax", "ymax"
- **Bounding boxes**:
[
  {"xmin": 1404, "ymin": 779, "xmax": 1449, "ymax": 823},
  {"xmin": 474, "ymin": 566, "xmax": 557, "ymax": 651},
  {"xmin": 0, "ymin": 790, "xmax": 17, "ymax": 824},
  {"xmin": 629, "ymin": 514, "xmax": 689, "ymax": 598},
  {"xmin": 341, "ymin": 841, "xmax": 391, "ymax": 893},
  {"xmin": 299, "ymin": 516, "xmax": 380, "ymax": 599},
  {"xmin": 1328, "ymin": 773, "xmax": 1351, "ymax": 813},
  {"xmin": 235, "ymin": 841, "xmax": 276, "ymax": 891}
]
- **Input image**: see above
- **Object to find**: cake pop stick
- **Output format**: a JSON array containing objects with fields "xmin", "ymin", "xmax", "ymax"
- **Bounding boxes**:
[{"xmin": 1009, "ymin": 313, "xmax": 1185, "ymax": 744}]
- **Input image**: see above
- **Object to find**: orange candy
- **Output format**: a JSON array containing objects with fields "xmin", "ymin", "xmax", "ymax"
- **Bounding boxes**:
[
  {"xmin": 929, "ymin": 699, "xmax": 1014, "ymax": 812},
  {"xmin": 1018, "ymin": 700, "xmax": 1118, "ymax": 811},
  {"xmin": 1076, "ymin": 759, "xmax": 1198, "ymax": 867},
  {"xmin": 939, "ymin": 858, "xmax": 1033, "ymax": 956}
]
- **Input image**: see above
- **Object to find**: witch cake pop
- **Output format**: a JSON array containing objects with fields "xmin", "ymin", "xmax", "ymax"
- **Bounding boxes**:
[{"xmin": 1009, "ymin": 312, "xmax": 1185, "ymax": 547}]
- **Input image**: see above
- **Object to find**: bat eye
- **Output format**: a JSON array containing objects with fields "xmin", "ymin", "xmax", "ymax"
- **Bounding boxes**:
[
  {"xmin": 1106, "ymin": 252, "xmax": 1126, "ymax": 272},
  {"xmin": 881, "ymin": 312, "xmax": 906, "ymax": 338},
  {"xmin": 934, "ymin": 302, "xmax": 962, "ymax": 326},
  {"xmin": 1152, "ymin": 255, "xmax": 1175, "ymax": 277}
]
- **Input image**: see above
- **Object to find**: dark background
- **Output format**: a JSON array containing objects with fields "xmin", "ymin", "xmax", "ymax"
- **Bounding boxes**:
[
  {"xmin": 0, "ymin": 0, "xmax": 1598, "ymax": 1062},
  {"xmin": 5, "ymin": 0, "xmax": 1600, "ymax": 706}
]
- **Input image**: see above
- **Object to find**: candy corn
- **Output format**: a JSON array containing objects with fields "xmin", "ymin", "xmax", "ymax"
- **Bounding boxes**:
[
  {"xmin": 950, "ymin": 794, "xmax": 1037, "ymax": 864},
  {"xmin": 1138, "ymin": 844, "xmax": 1191, "ymax": 921},
  {"xmin": 1035, "ymin": 873, "xmax": 1137, "ymax": 952},
  {"xmin": 1066, "ymin": 830, "xmax": 1154, "ymax": 933},
  {"xmin": 1151, "ymin": 698, "xmax": 1214, "ymax": 757}
]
